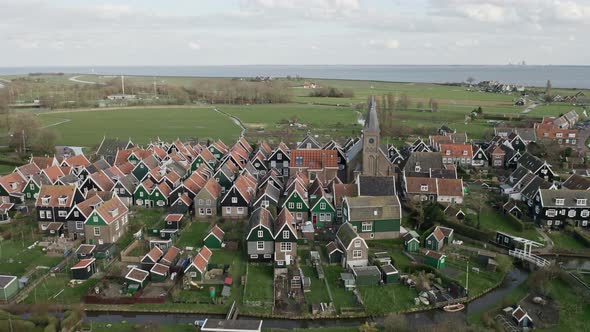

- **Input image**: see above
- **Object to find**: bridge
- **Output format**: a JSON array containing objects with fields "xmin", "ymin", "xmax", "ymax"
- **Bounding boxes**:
[{"xmin": 509, "ymin": 238, "xmax": 551, "ymax": 268}]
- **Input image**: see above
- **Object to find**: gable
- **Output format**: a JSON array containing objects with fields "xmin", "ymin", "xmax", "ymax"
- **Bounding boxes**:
[
  {"xmin": 85, "ymin": 211, "xmax": 108, "ymax": 226},
  {"xmin": 247, "ymin": 224, "xmax": 273, "ymax": 241}
]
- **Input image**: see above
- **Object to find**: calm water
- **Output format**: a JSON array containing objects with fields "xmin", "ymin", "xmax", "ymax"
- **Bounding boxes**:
[{"xmin": 1, "ymin": 65, "xmax": 590, "ymax": 89}]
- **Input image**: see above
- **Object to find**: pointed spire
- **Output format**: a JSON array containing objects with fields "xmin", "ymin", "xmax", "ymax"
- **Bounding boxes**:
[{"xmin": 364, "ymin": 95, "xmax": 380, "ymax": 132}]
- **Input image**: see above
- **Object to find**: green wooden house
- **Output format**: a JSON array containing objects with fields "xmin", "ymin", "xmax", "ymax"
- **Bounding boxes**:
[
  {"xmin": 424, "ymin": 251, "xmax": 446, "ymax": 269},
  {"xmin": 403, "ymin": 231, "xmax": 420, "ymax": 252},
  {"xmin": 342, "ymin": 196, "xmax": 402, "ymax": 240},
  {"xmin": 150, "ymin": 182, "xmax": 172, "ymax": 208},
  {"xmin": 125, "ymin": 267, "xmax": 149, "ymax": 291},
  {"xmin": 184, "ymin": 254, "xmax": 208, "ymax": 282},
  {"xmin": 22, "ymin": 174, "xmax": 50, "ymax": 200},
  {"xmin": 309, "ymin": 187, "xmax": 335, "ymax": 228},
  {"xmin": 0, "ymin": 275, "xmax": 19, "ymax": 302},
  {"xmin": 150, "ymin": 263, "xmax": 169, "ymax": 282},
  {"xmin": 203, "ymin": 225, "xmax": 225, "ymax": 249},
  {"xmin": 282, "ymin": 183, "xmax": 309, "ymax": 223},
  {"xmin": 424, "ymin": 226, "xmax": 454, "ymax": 251}
]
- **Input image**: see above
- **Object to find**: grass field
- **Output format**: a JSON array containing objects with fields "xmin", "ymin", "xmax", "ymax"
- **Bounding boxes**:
[
  {"xmin": 175, "ymin": 221, "xmax": 211, "ymax": 248},
  {"xmin": 359, "ymin": 283, "xmax": 417, "ymax": 315},
  {"xmin": 37, "ymin": 107, "xmax": 242, "ymax": 146},
  {"xmin": 244, "ymin": 264, "xmax": 274, "ymax": 303},
  {"xmin": 22, "ymin": 273, "xmax": 99, "ymax": 305},
  {"xmin": 547, "ymin": 231, "xmax": 589, "ymax": 250}
]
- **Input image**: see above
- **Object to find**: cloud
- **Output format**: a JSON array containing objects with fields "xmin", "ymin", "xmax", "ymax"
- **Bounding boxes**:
[{"xmin": 188, "ymin": 41, "xmax": 201, "ymax": 50}]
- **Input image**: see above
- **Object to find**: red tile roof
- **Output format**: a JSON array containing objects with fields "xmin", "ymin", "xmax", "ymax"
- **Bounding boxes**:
[
  {"xmin": 94, "ymin": 196, "xmax": 128, "ymax": 225},
  {"xmin": 71, "ymin": 258, "xmax": 95, "ymax": 270},
  {"xmin": 425, "ymin": 250, "xmax": 445, "ymax": 260},
  {"xmin": 198, "ymin": 246, "xmax": 212, "ymax": 262},
  {"xmin": 0, "ymin": 172, "xmax": 26, "ymax": 194},
  {"xmin": 36, "ymin": 185, "xmax": 78, "ymax": 207},
  {"xmin": 203, "ymin": 178, "xmax": 222, "ymax": 198},
  {"xmin": 165, "ymin": 214, "xmax": 184, "ymax": 222},
  {"xmin": 405, "ymin": 177, "xmax": 437, "ymax": 194},
  {"xmin": 43, "ymin": 165, "xmax": 65, "ymax": 183},
  {"xmin": 440, "ymin": 144, "xmax": 473, "ymax": 158},
  {"xmin": 208, "ymin": 225, "xmax": 225, "ymax": 241},
  {"xmin": 290, "ymin": 149, "xmax": 338, "ymax": 169},
  {"xmin": 64, "ymin": 154, "xmax": 91, "ymax": 168},
  {"xmin": 436, "ymin": 178, "xmax": 464, "ymax": 197},
  {"xmin": 161, "ymin": 246, "xmax": 180, "ymax": 265},
  {"xmin": 88, "ymin": 171, "xmax": 115, "ymax": 191},
  {"xmin": 144, "ymin": 246, "xmax": 163, "ymax": 263}
]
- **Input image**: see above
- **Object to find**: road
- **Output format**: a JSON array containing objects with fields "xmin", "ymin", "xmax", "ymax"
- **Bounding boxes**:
[
  {"xmin": 0, "ymin": 78, "xmax": 10, "ymax": 89},
  {"xmin": 521, "ymin": 103, "xmax": 538, "ymax": 114},
  {"xmin": 69, "ymin": 75, "xmax": 99, "ymax": 84}
]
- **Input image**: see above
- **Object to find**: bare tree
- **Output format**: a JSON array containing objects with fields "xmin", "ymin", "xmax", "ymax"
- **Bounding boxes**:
[
  {"xmin": 397, "ymin": 93, "xmax": 410, "ymax": 111},
  {"xmin": 429, "ymin": 98, "xmax": 439, "ymax": 112},
  {"xmin": 466, "ymin": 76, "xmax": 475, "ymax": 86}
]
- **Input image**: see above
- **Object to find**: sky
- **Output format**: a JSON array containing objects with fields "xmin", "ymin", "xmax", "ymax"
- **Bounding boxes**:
[{"xmin": 1, "ymin": 0, "xmax": 589, "ymax": 66}]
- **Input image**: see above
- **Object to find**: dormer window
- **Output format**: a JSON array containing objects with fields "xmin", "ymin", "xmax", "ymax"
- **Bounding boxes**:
[
  {"xmin": 463, "ymin": 150, "xmax": 468, "ymax": 156},
  {"xmin": 420, "ymin": 185, "xmax": 428, "ymax": 192},
  {"xmin": 555, "ymin": 198, "xmax": 565, "ymax": 206},
  {"xmin": 9, "ymin": 182, "xmax": 17, "ymax": 190},
  {"xmin": 110, "ymin": 208, "xmax": 118, "ymax": 217},
  {"xmin": 446, "ymin": 150, "xmax": 451, "ymax": 155},
  {"xmin": 42, "ymin": 196, "xmax": 51, "ymax": 205},
  {"xmin": 576, "ymin": 199, "xmax": 587, "ymax": 206},
  {"xmin": 415, "ymin": 165, "xmax": 421, "ymax": 172},
  {"xmin": 295, "ymin": 156, "xmax": 303, "ymax": 165},
  {"xmin": 58, "ymin": 196, "xmax": 67, "ymax": 206}
]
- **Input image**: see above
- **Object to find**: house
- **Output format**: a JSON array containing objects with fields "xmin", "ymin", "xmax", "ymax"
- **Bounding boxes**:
[
  {"xmin": 471, "ymin": 145, "xmax": 489, "ymax": 167},
  {"xmin": 112, "ymin": 174, "xmax": 138, "ymax": 207},
  {"xmin": 194, "ymin": 178, "xmax": 222, "ymax": 218},
  {"xmin": 220, "ymin": 174, "xmax": 257, "ymax": 219},
  {"xmin": 95, "ymin": 243, "xmax": 117, "ymax": 260},
  {"xmin": 141, "ymin": 246, "xmax": 164, "ymax": 270},
  {"xmin": 0, "ymin": 172, "xmax": 27, "ymax": 205},
  {"xmin": 70, "ymin": 258, "xmax": 97, "ymax": 280},
  {"xmin": 444, "ymin": 205, "xmax": 465, "ymax": 220},
  {"xmin": 282, "ymin": 180, "xmax": 309, "ymax": 223},
  {"xmin": 45, "ymin": 222, "xmax": 64, "ymax": 237},
  {"xmin": 66, "ymin": 194, "xmax": 103, "ymax": 240},
  {"xmin": 533, "ymin": 189, "xmax": 590, "ymax": 228},
  {"xmin": 561, "ymin": 174, "xmax": 590, "ymax": 190},
  {"xmin": 332, "ymin": 183, "xmax": 357, "ymax": 221},
  {"xmin": 512, "ymin": 306, "xmax": 533, "ymax": 328},
  {"xmin": 436, "ymin": 178, "xmax": 464, "ymax": 204},
  {"xmin": 150, "ymin": 263, "xmax": 170, "ymax": 282},
  {"xmin": 326, "ymin": 241, "xmax": 343, "ymax": 264},
  {"xmin": 402, "ymin": 152, "xmax": 444, "ymax": 177},
  {"xmin": 404, "ymin": 177, "xmax": 437, "ymax": 202},
  {"xmin": 22, "ymin": 174, "xmax": 51, "ymax": 201},
  {"xmin": 534, "ymin": 123, "xmax": 577, "ymax": 146},
  {"xmin": 84, "ymin": 196, "xmax": 129, "ymax": 245},
  {"xmin": 424, "ymin": 251, "xmax": 446, "ymax": 269},
  {"xmin": 336, "ymin": 223, "xmax": 368, "ymax": 269},
  {"xmin": 171, "ymin": 193, "xmax": 192, "ymax": 215},
  {"xmin": 75, "ymin": 244, "xmax": 96, "ymax": 259},
  {"xmin": 503, "ymin": 201, "xmax": 522, "ymax": 218},
  {"xmin": 309, "ymin": 186, "xmax": 335, "ymax": 228},
  {"xmin": 125, "ymin": 267, "xmax": 149, "ymax": 290},
  {"xmin": 342, "ymin": 196, "xmax": 402, "ymax": 240},
  {"xmin": 0, "ymin": 275, "xmax": 19, "ymax": 302},
  {"xmin": 289, "ymin": 149, "xmax": 338, "ymax": 183},
  {"xmin": 403, "ymin": 231, "xmax": 420, "ymax": 252},
  {"xmin": 80, "ymin": 171, "xmax": 114, "ymax": 194},
  {"xmin": 440, "ymin": 144, "xmax": 473, "ymax": 167},
  {"xmin": 94, "ymin": 137, "xmax": 134, "ymax": 165},
  {"xmin": 425, "ymin": 226, "xmax": 454, "ymax": 251},
  {"xmin": 297, "ymin": 134, "xmax": 322, "ymax": 149},
  {"xmin": 246, "ymin": 207, "xmax": 275, "ymax": 262},
  {"xmin": 273, "ymin": 209, "xmax": 298, "ymax": 266},
  {"xmin": 36, "ymin": 185, "xmax": 84, "ymax": 232},
  {"xmin": 252, "ymin": 182, "xmax": 281, "ymax": 211},
  {"xmin": 267, "ymin": 142, "xmax": 291, "ymax": 178},
  {"xmin": 357, "ymin": 175, "xmax": 396, "ymax": 196},
  {"xmin": 203, "ymin": 224, "xmax": 225, "ymax": 249},
  {"xmin": 0, "ymin": 203, "xmax": 13, "ymax": 222}
]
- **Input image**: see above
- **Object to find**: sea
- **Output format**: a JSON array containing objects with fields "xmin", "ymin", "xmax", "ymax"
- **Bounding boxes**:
[{"xmin": 1, "ymin": 65, "xmax": 590, "ymax": 89}]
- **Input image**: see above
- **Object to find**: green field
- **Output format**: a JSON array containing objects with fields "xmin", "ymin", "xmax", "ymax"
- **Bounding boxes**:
[
  {"xmin": 37, "ymin": 107, "xmax": 242, "ymax": 146},
  {"xmin": 244, "ymin": 264, "xmax": 274, "ymax": 303},
  {"xmin": 175, "ymin": 221, "xmax": 211, "ymax": 248}
]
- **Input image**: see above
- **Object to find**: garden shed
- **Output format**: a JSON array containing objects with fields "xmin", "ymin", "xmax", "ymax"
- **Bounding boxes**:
[
  {"xmin": 326, "ymin": 241, "xmax": 343, "ymax": 264},
  {"xmin": 424, "ymin": 251, "xmax": 446, "ymax": 269},
  {"xmin": 379, "ymin": 263, "xmax": 399, "ymax": 283},
  {"xmin": 0, "ymin": 275, "xmax": 19, "ymax": 301},
  {"xmin": 70, "ymin": 258, "xmax": 96, "ymax": 280},
  {"xmin": 351, "ymin": 266, "xmax": 381, "ymax": 286}
]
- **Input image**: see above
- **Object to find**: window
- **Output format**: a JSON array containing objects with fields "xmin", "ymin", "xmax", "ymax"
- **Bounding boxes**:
[
  {"xmin": 556, "ymin": 132, "xmax": 563, "ymax": 138},
  {"xmin": 420, "ymin": 185, "xmax": 428, "ymax": 192},
  {"xmin": 414, "ymin": 165, "xmax": 421, "ymax": 172},
  {"xmin": 282, "ymin": 230, "xmax": 289, "ymax": 239},
  {"xmin": 283, "ymin": 161, "xmax": 289, "ymax": 167},
  {"xmin": 76, "ymin": 221, "xmax": 83, "ymax": 230},
  {"xmin": 261, "ymin": 200, "xmax": 269, "ymax": 208},
  {"xmin": 445, "ymin": 150, "xmax": 451, "ymax": 155},
  {"xmin": 93, "ymin": 227, "xmax": 100, "ymax": 236},
  {"xmin": 319, "ymin": 213, "xmax": 325, "ymax": 221},
  {"xmin": 139, "ymin": 192, "xmax": 144, "ymax": 197},
  {"xmin": 296, "ymin": 202, "xmax": 302, "ymax": 209},
  {"xmin": 119, "ymin": 188, "xmax": 126, "ymax": 195},
  {"xmin": 47, "ymin": 211, "xmax": 52, "ymax": 219},
  {"xmin": 547, "ymin": 220, "xmax": 553, "ymax": 226},
  {"xmin": 237, "ymin": 207, "xmax": 244, "ymax": 214},
  {"xmin": 320, "ymin": 202, "xmax": 326, "ymax": 209},
  {"xmin": 295, "ymin": 156, "xmax": 303, "ymax": 165},
  {"xmin": 463, "ymin": 150, "xmax": 468, "ymax": 156},
  {"xmin": 546, "ymin": 209, "xmax": 557, "ymax": 217},
  {"xmin": 577, "ymin": 199, "xmax": 587, "ymax": 206},
  {"xmin": 568, "ymin": 210, "xmax": 576, "ymax": 218},
  {"xmin": 199, "ymin": 208, "xmax": 205, "ymax": 215},
  {"xmin": 362, "ymin": 222, "xmax": 372, "ymax": 232},
  {"xmin": 250, "ymin": 254, "xmax": 258, "ymax": 259},
  {"xmin": 257, "ymin": 230, "xmax": 264, "ymax": 238},
  {"xmin": 231, "ymin": 197, "xmax": 237, "ymax": 204},
  {"xmin": 582, "ymin": 210, "xmax": 589, "ymax": 217},
  {"xmin": 288, "ymin": 202, "xmax": 295, "ymax": 209},
  {"xmin": 199, "ymin": 199, "xmax": 204, "ymax": 205},
  {"xmin": 73, "ymin": 211, "xmax": 79, "ymax": 218},
  {"xmin": 190, "ymin": 272, "xmax": 197, "ymax": 278},
  {"xmin": 264, "ymin": 254, "xmax": 272, "ymax": 259},
  {"xmin": 155, "ymin": 192, "xmax": 159, "ymax": 197},
  {"xmin": 225, "ymin": 207, "xmax": 231, "ymax": 214},
  {"xmin": 352, "ymin": 250, "xmax": 362, "ymax": 258},
  {"xmin": 58, "ymin": 210, "xmax": 67, "ymax": 218},
  {"xmin": 277, "ymin": 153, "xmax": 282, "ymax": 160},
  {"xmin": 206, "ymin": 199, "xmax": 211, "ymax": 206},
  {"xmin": 326, "ymin": 213, "xmax": 331, "ymax": 220},
  {"xmin": 280, "ymin": 242, "xmax": 292, "ymax": 252},
  {"xmin": 270, "ymin": 161, "xmax": 276, "ymax": 168},
  {"xmin": 555, "ymin": 198, "xmax": 565, "ymax": 206},
  {"xmin": 257, "ymin": 241, "xmax": 264, "ymax": 250},
  {"xmin": 39, "ymin": 210, "xmax": 46, "ymax": 219},
  {"xmin": 296, "ymin": 212, "xmax": 302, "ymax": 220},
  {"xmin": 354, "ymin": 240, "xmax": 361, "ymax": 248},
  {"xmin": 115, "ymin": 220, "xmax": 120, "ymax": 231},
  {"xmin": 555, "ymin": 220, "xmax": 561, "ymax": 226},
  {"xmin": 583, "ymin": 220, "xmax": 588, "ymax": 226},
  {"xmin": 206, "ymin": 208, "xmax": 212, "ymax": 215}
]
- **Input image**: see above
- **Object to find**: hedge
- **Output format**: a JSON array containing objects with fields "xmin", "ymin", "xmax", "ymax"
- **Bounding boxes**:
[
  {"xmin": 419, "ymin": 225, "xmax": 437, "ymax": 244},
  {"xmin": 440, "ymin": 218, "xmax": 494, "ymax": 242}
]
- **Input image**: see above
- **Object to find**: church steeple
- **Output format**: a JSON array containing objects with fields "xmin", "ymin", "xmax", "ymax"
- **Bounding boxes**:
[{"xmin": 364, "ymin": 96, "xmax": 380, "ymax": 133}]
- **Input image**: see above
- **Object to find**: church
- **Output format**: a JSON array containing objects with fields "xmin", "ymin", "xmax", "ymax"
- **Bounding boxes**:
[{"xmin": 347, "ymin": 97, "xmax": 396, "ymax": 181}]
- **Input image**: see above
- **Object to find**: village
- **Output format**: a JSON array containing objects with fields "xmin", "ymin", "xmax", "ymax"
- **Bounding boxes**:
[{"xmin": 0, "ymin": 97, "xmax": 589, "ymax": 332}]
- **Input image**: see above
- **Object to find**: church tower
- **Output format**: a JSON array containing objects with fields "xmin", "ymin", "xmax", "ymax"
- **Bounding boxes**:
[{"xmin": 362, "ymin": 97, "xmax": 380, "ymax": 176}]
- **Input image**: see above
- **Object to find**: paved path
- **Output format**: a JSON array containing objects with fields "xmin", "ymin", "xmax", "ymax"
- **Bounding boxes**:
[
  {"xmin": 41, "ymin": 118, "xmax": 71, "ymax": 129},
  {"xmin": 213, "ymin": 108, "xmax": 246, "ymax": 137},
  {"xmin": 521, "ymin": 103, "xmax": 538, "ymax": 114},
  {"xmin": 69, "ymin": 75, "xmax": 99, "ymax": 84},
  {"xmin": 534, "ymin": 230, "xmax": 554, "ymax": 253}
]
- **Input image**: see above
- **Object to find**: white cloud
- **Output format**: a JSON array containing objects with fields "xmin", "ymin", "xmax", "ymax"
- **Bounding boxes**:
[
  {"xmin": 368, "ymin": 39, "xmax": 400, "ymax": 49},
  {"xmin": 188, "ymin": 41, "xmax": 201, "ymax": 50}
]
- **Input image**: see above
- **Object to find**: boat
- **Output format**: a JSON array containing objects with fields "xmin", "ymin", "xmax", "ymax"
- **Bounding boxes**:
[
  {"xmin": 419, "ymin": 296, "xmax": 430, "ymax": 305},
  {"xmin": 443, "ymin": 303, "xmax": 465, "ymax": 312}
]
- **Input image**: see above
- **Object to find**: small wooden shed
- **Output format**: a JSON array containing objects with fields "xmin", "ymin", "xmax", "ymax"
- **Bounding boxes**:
[
  {"xmin": 326, "ymin": 241, "xmax": 343, "ymax": 264},
  {"xmin": 351, "ymin": 266, "xmax": 382, "ymax": 286},
  {"xmin": 379, "ymin": 263, "xmax": 399, "ymax": 283},
  {"xmin": 70, "ymin": 258, "xmax": 97, "ymax": 280}
]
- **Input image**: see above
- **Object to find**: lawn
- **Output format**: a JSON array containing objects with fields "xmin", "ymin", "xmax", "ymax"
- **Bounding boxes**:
[
  {"xmin": 322, "ymin": 265, "xmax": 362, "ymax": 311},
  {"xmin": 476, "ymin": 207, "xmax": 543, "ymax": 242},
  {"xmin": 22, "ymin": 273, "xmax": 99, "ymax": 305},
  {"xmin": 359, "ymin": 283, "xmax": 418, "ymax": 315},
  {"xmin": 37, "ymin": 107, "xmax": 242, "ymax": 146},
  {"xmin": 300, "ymin": 266, "xmax": 331, "ymax": 304},
  {"xmin": 244, "ymin": 264, "xmax": 274, "ymax": 303},
  {"xmin": 542, "ymin": 279, "xmax": 590, "ymax": 332},
  {"xmin": 175, "ymin": 221, "xmax": 211, "ymax": 248},
  {"xmin": 547, "ymin": 231, "xmax": 589, "ymax": 250},
  {"xmin": 0, "ymin": 239, "xmax": 63, "ymax": 276}
]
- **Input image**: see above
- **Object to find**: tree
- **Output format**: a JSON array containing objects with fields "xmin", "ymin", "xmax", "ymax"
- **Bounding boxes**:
[
  {"xmin": 466, "ymin": 76, "xmax": 475, "ymax": 86},
  {"xmin": 384, "ymin": 313, "xmax": 410, "ymax": 332},
  {"xmin": 397, "ymin": 93, "xmax": 410, "ymax": 110},
  {"xmin": 544, "ymin": 80, "xmax": 553, "ymax": 103},
  {"xmin": 31, "ymin": 129, "xmax": 59, "ymax": 155}
]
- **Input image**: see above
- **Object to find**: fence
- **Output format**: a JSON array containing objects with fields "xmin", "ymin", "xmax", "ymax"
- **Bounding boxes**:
[{"xmin": 120, "ymin": 239, "xmax": 142, "ymax": 263}]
